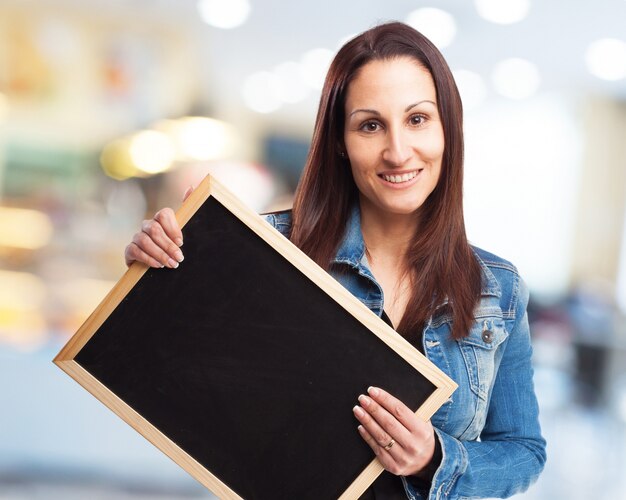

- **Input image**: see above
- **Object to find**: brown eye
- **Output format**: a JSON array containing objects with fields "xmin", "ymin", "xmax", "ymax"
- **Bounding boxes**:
[
  {"xmin": 410, "ymin": 114, "xmax": 426, "ymax": 126},
  {"xmin": 360, "ymin": 121, "xmax": 381, "ymax": 132}
]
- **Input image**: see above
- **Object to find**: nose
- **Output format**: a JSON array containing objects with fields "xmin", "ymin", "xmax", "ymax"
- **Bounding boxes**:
[{"xmin": 382, "ymin": 126, "xmax": 412, "ymax": 167}]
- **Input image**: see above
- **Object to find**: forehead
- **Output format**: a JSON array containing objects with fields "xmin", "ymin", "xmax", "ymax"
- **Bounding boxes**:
[{"xmin": 345, "ymin": 57, "xmax": 436, "ymax": 108}]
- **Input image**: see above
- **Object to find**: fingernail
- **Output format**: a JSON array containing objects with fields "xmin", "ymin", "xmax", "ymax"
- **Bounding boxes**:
[
  {"xmin": 357, "ymin": 425, "xmax": 365, "ymax": 433},
  {"xmin": 353, "ymin": 405, "xmax": 365, "ymax": 417},
  {"xmin": 175, "ymin": 250, "xmax": 184, "ymax": 262},
  {"xmin": 358, "ymin": 394, "xmax": 370, "ymax": 406},
  {"xmin": 176, "ymin": 238, "xmax": 183, "ymax": 247},
  {"xmin": 168, "ymin": 258, "xmax": 179, "ymax": 269},
  {"xmin": 368, "ymin": 386, "xmax": 380, "ymax": 397}
]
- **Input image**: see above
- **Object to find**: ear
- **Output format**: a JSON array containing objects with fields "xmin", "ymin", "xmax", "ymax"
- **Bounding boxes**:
[{"xmin": 336, "ymin": 142, "xmax": 347, "ymax": 158}]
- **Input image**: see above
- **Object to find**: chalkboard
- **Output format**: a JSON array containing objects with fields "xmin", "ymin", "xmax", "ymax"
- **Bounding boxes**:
[{"xmin": 54, "ymin": 174, "xmax": 457, "ymax": 499}]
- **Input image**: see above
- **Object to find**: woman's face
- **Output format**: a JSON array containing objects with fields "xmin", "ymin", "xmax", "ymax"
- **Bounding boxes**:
[{"xmin": 343, "ymin": 56, "xmax": 444, "ymax": 220}]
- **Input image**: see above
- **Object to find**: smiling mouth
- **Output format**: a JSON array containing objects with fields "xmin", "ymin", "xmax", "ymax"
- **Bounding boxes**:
[{"xmin": 379, "ymin": 170, "xmax": 421, "ymax": 184}]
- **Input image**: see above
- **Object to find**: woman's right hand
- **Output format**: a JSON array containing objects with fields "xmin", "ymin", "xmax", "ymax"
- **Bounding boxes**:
[{"xmin": 124, "ymin": 186, "xmax": 194, "ymax": 268}]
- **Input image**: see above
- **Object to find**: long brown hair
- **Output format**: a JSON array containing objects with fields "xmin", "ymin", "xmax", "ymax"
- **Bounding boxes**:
[{"xmin": 291, "ymin": 22, "xmax": 482, "ymax": 340}]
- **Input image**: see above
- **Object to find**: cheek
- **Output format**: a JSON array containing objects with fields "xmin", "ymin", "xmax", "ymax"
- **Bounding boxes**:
[
  {"xmin": 349, "ymin": 161, "xmax": 368, "ymax": 185},
  {"xmin": 422, "ymin": 134, "xmax": 445, "ymax": 163},
  {"xmin": 347, "ymin": 140, "xmax": 380, "ymax": 172},
  {"xmin": 348, "ymin": 150, "xmax": 374, "ymax": 177},
  {"xmin": 432, "ymin": 131, "xmax": 446, "ymax": 160},
  {"xmin": 349, "ymin": 160, "xmax": 378, "ymax": 191}
]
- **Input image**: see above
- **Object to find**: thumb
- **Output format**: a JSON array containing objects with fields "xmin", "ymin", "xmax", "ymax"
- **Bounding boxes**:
[{"xmin": 182, "ymin": 185, "xmax": 195, "ymax": 202}]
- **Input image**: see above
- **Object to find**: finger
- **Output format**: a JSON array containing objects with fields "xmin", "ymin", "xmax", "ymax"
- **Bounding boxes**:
[
  {"xmin": 356, "ymin": 394, "xmax": 413, "ymax": 445},
  {"xmin": 353, "ymin": 402, "xmax": 408, "ymax": 457},
  {"xmin": 358, "ymin": 422, "xmax": 432, "ymax": 477},
  {"xmin": 357, "ymin": 424, "xmax": 396, "ymax": 468},
  {"xmin": 182, "ymin": 185, "xmax": 195, "ymax": 202},
  {"xmin": 367, "ymin": 387, "xmax": 436, "ymax": 467},
  {"xmin": 367, "ymin": 386, "xmax": 424, "ymax": 433},
  {"xmin": 125, "ymin": 242, "xmax": 166, "ymax": 269},
  {"xmin": 141, "ymin": 217, "xmax": 184, "ymax": 263},
  {"xmin": 133, "ymin": 230, "xmax": 181, "ymax": 269},
  {"xmin": 153, "ymin": 208, "xmax": 184, "ymax": 248}
]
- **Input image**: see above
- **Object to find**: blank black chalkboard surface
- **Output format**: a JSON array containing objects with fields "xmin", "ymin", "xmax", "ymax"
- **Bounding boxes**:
[{"xmin": 54, "ymin": 174, "xmax": 457, "ymax": 499}]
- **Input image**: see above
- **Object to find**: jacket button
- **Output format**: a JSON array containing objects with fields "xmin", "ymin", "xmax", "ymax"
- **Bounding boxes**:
[{"xmin": 482, "ymin": 330, "xmax": 493, "ymax": 343}]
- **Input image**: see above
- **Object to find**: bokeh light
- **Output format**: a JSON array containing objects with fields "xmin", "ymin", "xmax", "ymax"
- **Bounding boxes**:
[
  {"xmin": 241, "ymin": 71, "xmax": 283, "ymax": 113},
  {"xmin": 163, "ymin": 117, "xmax": 238, "ymax": 161},
  {"xmin": 453, "ymin": 69, "xmax": 488, "ymax": 110},
  {"xmin": 0, "ymin": 207, "xmax": 53, "ymax": 250},
  {"xmin": 0, "ymin": 92, "xmax": 8, "ymax": 122},
  {"xmin": 273, "ymin": 61, "xmax": 310, "ymax": 104},
  {"xmin": 0, "ymin": 270, "xmax": 47, "ymax": 350},
  {"xmin": 585, "ymin": 38, "xmax": 626, "ymax": 81},
  {"xmin": 129, "ymin": 130, "xmax": 176, "ymax": 175},
  {"xmin": 406, "ymin": 8, "xmax": 457, "ymax": 49},
  {"xmin": 475, "ymin": 0, "xmax": 531, "ymax": 25},
  {"xmin": 197, "ymin": 0, "xmax": 251, "ymax": 29},
  {"xmin": 299, "ymin": 48, "xmax": 334, "ymax": 91},
  {"xmin": 491, "ymin": 57, "xmax": 541, "ymax": 99},
  {"xmin": 100, "ymin": 138, "xmax": 141, "ymax": 180}
]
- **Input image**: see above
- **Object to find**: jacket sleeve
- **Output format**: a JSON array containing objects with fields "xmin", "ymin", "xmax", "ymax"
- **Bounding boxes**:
[{"xmin": 405, "ymin": 279, "xmax": 547, "ymax": 499}]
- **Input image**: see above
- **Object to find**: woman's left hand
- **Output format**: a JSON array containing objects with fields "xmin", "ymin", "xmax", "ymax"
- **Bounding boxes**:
[{"xmin": 353, "ymin": 386, "xmax": 436, "ymax": 476}]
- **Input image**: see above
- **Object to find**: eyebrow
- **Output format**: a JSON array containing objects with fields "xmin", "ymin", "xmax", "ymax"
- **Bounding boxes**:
[{"xmin": 348, "ymin": 100, "xmax": 437, "ymax": 118}]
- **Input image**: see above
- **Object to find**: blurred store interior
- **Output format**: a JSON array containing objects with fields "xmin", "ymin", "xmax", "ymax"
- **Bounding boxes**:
[{"xmin": 1, "ymin": 0, "xmax": 626, "ymax": 498}]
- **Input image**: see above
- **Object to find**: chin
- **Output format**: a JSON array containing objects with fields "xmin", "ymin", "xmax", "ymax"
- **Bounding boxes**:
[
  {"xmin": 381, "ymin": 203, "xmax": 423, "ymax": 217},
  {"xmin": 359, "ymin": 190, "xmax": 429, "ymax": 219}
]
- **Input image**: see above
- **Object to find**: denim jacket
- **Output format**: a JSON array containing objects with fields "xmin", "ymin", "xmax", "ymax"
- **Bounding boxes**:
[{"xmin": 264, "ymin": 204, "xmax": 546, "ymax": 499}]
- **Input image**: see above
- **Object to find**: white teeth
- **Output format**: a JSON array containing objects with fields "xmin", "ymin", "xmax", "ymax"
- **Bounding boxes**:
[{"xmin": 382, "ymin": 171, "xmax": 418, "ymax": 183}]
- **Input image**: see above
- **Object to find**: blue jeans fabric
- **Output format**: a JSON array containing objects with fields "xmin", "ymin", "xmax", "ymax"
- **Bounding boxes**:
[{"xmin": 264, "ymin": 205, "xmax": 546, "ymax": 499}]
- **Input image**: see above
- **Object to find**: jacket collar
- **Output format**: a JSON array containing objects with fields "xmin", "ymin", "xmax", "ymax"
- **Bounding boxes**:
[
  {"xmin": 332, "ymin": 202, "xmax": 367, "ymax": 267},
  {"xmin": 330, "ymin": 202, "xmax": 501, "ymax": 299},
  {"xmin": 473, "ymin": 252, "xmax": 502, "ymax": 298}
]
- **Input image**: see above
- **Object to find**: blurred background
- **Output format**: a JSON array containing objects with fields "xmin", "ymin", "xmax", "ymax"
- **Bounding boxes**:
[{"xmin": 1, "ymin": 0, "xmax": 625, "ymax": 498}]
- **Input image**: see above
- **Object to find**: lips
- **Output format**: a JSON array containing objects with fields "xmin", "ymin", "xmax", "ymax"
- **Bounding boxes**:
[{"xmin": 379, "ymin": 170, "xmax": 422, "ymax": 184}]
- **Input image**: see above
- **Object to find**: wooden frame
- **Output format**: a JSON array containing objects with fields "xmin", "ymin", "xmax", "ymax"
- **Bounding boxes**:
[{"xmin": 54, "ymin": 174, "xmax": 457, "ymax": 499}]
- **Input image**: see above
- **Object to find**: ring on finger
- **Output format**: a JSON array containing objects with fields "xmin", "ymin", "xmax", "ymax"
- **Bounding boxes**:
[{"xmin": 383, "ymin": 438, "xmax": 395, "ymax": 451}]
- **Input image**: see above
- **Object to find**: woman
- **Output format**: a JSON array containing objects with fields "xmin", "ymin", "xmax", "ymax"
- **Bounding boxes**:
[{"xmin": 125, "ymin": 22, "xmax": 546, "ymax": 499}]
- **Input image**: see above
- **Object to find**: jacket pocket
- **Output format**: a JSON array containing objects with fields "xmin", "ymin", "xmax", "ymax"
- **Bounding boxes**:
[
  {"xmin": 454, "ymin": 315, "xmax": 508, "ymax": 440},
  {"xmin": 458, "ymin": 316, "xmax": 508, "ymax": 401}
]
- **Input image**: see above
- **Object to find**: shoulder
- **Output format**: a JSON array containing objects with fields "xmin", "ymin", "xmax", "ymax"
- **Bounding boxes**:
[
  {"xmin": 262, "ymin": 209, "xmax": 293, "ymax": 238},
  {"xmin": 471, "ymin": 246, "xmax": 518, "ymax": 274},
  {"xmin": 471, "ymin": 245, "xmax": 529, "ymax": 320}
]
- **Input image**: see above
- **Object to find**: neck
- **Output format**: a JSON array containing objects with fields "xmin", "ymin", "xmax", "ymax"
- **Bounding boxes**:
[{"xmin": 358, "ymin": 197, "xmax": 418, "ymax": 266}]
